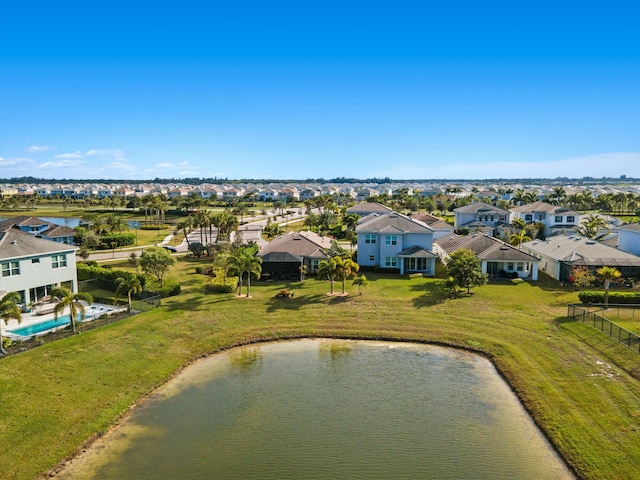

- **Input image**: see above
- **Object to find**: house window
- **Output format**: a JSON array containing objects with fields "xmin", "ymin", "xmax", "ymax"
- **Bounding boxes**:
[
  {"xmin": 32, "ymin": 258, "xmax": 40, "ymax": 263},
  {"xmin": 567, "ymin": 216, "xmax": 575, "ymax": 223},
  {"xmin": 385, "ymin": 257, "xmax": 397, "ymax": 267},
  {"xmin": 1, "ymin": 261, "xmax": 20, "ymax": 277},
  {"xmin": 555, "ymin": 215, "xmax": 562, "ymax": 223},
  {"xmin": 369, "ymin": 256, "xmax": 375, "ymax": 262},
  {"xmin": 517, "ymin": 263, "xmax": 524, "ymax": 271},
  {"xmin": 52, "ymin": 254, "xmax": 67, "ymax": 268},
  {"xmin": 525, "ymin": 214, "xmax": 532, "ymax": 222},
  {"xmin": 364, "ymin": 234, "xmax": 376, "ymax": 244},
  {"xmin": 385, "ymin": 235, "xmax": 397, "ymax": 246},
  {"xmin": 310, "ymin": 259, "xmax": 319, "ymax": 271},
  {"xmin": 507, "ymin": 262, "xmax": 514, "ymax": 270}
]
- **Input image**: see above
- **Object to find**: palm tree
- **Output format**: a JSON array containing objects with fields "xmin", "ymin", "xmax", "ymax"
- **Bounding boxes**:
[
  {"xmin": 177, "ymin": 217, "xmax": 193, "ymax": 247},
  {"xmin": 577, "ymin": 214, "xmax": 609, "ymax": 239},
  {"xmin": 228, "ymin": 246, "xmax": 262, "ymax": 297},
  {"xmin": 317, "ymin": 257, "xmax": 339, "ymax": 295},
  {"xmin": 51, "ymin": 287, "xmax": 93, "ymax": 333},
  {"xmin": 115, "ymin": 276, "xmax": 143, "ymax": 313},
  {"xmin": 106, "ymin": 214, "xmax": 128, "ymax": 234},
  {"xmin": 352, "ymin": 274, "xmax": 369, "ymax": 295},
  {"xmin": 0, "ymin": 292, "xmax": 22, "ymax": 354},
  {"xmin": 596, "ymin": 266, "xmax": 621, "ymax": 307},
  {"xmin": 509, "ymin": 229, "xmax": 532, "ymax": 247},
  {"xmin": 334, "ymin": 255, "xmax": 359, "ymax": 294}
]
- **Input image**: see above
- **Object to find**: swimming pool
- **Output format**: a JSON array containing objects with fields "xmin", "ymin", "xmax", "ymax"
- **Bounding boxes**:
[{"xmin": 8, "ymin": 314, "xmax": 94, "ymax": 337}]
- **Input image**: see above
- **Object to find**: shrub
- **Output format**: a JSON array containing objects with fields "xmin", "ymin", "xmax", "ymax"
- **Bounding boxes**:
[
  {"xmin": 275, "ymin": 289, "xmax": 294, "ymax": 298},
  {"xmin": 146, "ymin": 279, "xmax": 181, "ymax": 297},
  {"xmin": 77, "ymin": 263, "xmax": 146, "ymax": 291},
  {"xmin": 205, "ymin": 276, "xmax": 238, "ymax": 293},
  {"xmin": 194, "ymin": 266, "xmax": 204, "ymax": 274}
]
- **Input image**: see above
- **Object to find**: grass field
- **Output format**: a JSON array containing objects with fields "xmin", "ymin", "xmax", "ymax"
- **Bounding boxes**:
[{"xmin": 1, "ymin": 258, "xmax": 640, "ymax": 480}]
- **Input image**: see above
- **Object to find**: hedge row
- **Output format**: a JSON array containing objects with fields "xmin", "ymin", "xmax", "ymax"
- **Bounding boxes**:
[{"xmin": 578, "ymin": 291, "xmax": 640, "ymax": 304}]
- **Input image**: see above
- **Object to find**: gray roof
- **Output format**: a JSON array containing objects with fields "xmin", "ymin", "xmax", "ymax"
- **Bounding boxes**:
[
  {"xmin": 356, "ymin": 212, "xmax": 433, "ymax": 234},
  {"xmin": 510, "ymin": 201, "xmax": 580, "ymax": 216},
  {"xmin": 258, "ymin": 231, "xmax": 334, "ymax": 261},
  {"xmin": 410, "ymin": 213, "xmax": 454, "ymax": 231},
  {"xmin": 436, "ymin": 233, "xmax": 537, "ymax": 262},
  {"xmin": 398, "ymin": 245, "xmax": 437, "ymax": 258},
  {"xmin": 346, "ymin": 202, "xmax": 394, "ymax": 216},
  {"xmin": 521, "ymin": 234, "xmax": 640, "ymax": 266},
  {"xmin": 454, "ymin": 202, "xmax": 508, "ymax": 214},
  {"xmin": 619, "ymin": 222, "xmax": 640, "ymax": 233},
  {"xmin": 0, "ymin": 230, "xmax": 77, "ymax": 261}
]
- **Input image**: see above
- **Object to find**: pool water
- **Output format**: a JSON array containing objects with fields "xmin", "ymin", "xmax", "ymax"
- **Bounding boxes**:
[{"xmin": 8, "ymin": 314, "xmax": 94, "ymax": 337}]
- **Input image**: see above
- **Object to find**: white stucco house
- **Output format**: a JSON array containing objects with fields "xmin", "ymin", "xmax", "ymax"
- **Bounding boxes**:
[
  {"xmin": 453, "ymin": 202, "xmax": 510, "ymax": 236},
  {"xmin": 0, "ymin": 230, "xmax": 78, "ymax": 305},
  {"xmin": 355, "ymin": 212, "xmax": 436, "ymax": 275},
  {"xmin": 510, "ymin": 201, "xmax": 581, "ymax": 237},
  {"xmin": 434, "ymin": 233, "xmax": 539, "ymax": 280}
]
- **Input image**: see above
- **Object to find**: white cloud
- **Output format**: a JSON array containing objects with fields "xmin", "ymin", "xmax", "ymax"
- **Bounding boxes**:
[
  {"xmin": 24, "ymin": 145, "xmax": 53, "ymax": 153},
  {"xmin": 38, "ymin": 159, "xmax": 80, "ymax": 168},
  {"xmin": 54, "ymin": 151, "xmax": 83, "ymax": 159}
]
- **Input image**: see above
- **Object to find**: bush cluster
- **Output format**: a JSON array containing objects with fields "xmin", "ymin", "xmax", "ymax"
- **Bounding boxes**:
[
  {"xmin": 97, "ymin": 233, "xmax": 136, "ymax": 249},
  {"xmin": 578, "ymin": 291, "xmax": 640, "ymax": 304},
  {"xmin": 205, "ymin": 276, "xmax": 238, "ymax": 293}
]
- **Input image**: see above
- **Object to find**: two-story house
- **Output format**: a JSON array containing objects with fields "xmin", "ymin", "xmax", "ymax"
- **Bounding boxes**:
[
  {"xmin": 510, "ymin": 201, "xmax": 581, "ymax": 237},
  {"xmin": 453, "ymin": 202, "xmax": 510, "ymax": 236},
  {"xmin": 0, "ymin": 230, "xmax": 79, "ymax": 305},
  {"xmin": 355, "ymin": 212, "xmax": 436, "ymax": 275},
  {"xmin": 617, "ymin": 223, "xmax": 640, "ymax": 256}
]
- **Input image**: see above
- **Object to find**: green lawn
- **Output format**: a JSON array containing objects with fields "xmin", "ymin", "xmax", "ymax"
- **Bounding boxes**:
[{"xmin": 1, "ymin": 259, "xmax": 640, "ymax": 480}]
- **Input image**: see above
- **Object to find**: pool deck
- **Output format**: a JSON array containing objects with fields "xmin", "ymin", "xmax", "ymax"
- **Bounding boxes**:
[{"xmin": 3, "ymin": 302, "xmax": 126, "ymax": 340}]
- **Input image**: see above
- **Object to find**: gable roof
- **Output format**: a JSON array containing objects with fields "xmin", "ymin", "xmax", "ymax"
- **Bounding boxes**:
[
  {"xmin": 0, "ymin": 230, "xmax": 77, "ymax": 261},
  {"xmin": 410, "ymin": 213, "xmax": 454, "ymax": 231},
  {"xmin": 258, "ymin": 231, "xmax": 334, "ymax": 262},
  {"xmin": 521, "ymin": 234, "xmax": 640, "ymax": 266},
  {"xmin": 356, "ymin": 212, "xmax": 433, "ymax": 234},
  {"xmin": 435, "ymin": 233, "xmax": 537, "ymax": 262},
  {"xmin": 453, "ymin": 202, "xmax": 508, "ymax": 215}
]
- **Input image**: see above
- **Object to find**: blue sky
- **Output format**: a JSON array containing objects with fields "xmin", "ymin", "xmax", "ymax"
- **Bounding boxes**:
[{"xmin": 1, "ymin": 1, "xmax": 639, "ymax": 180}]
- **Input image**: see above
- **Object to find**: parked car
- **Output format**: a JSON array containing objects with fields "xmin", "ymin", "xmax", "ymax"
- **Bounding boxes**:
[{"xmin": 162, "ymin": 245, "xmax": 177, "ymax": 252}]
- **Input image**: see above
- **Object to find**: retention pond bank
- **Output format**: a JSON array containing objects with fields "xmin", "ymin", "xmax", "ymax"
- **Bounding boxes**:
[{"xmin": 57, "ymin": 339, "xmax": 574, "ymax": 479}]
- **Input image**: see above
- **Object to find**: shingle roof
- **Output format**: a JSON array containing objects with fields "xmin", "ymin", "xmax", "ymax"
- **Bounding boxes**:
[
  {"xmin": 410, "ymin": 213, "xmax": 454, "ymax": 231},
  {"xmin": 346, "ymin": 202, "xmax": 395, "ymax": 216},
  {"xmin": 0, "ymin": 230, "xmax": 77, "ymax": 261},
  {"xmin": 510, "ymin": 201, "xmax": 580, "ymax": 216},
  {"xmin": 398, "ymin": 245, "xmax": 437, "ymax": 258},
  {"xmin": 619, "ymin": 222, "xmax": 640, "ymax": 233},
  {"xmin": 356, "ymin": 212, "xmax": 433, "ymax": 234},
  {"xmin": 435, "ymin": 233, "xmax": 537, "ymax": 262},
  {"xmin": 453, "ymin": 202, "xmax": 508, "ymax": 214},
  {"xmin": 521, "ymin": 234, "xmax": 640, "ymax": 266},
  {"xmin": 258, "ymin": 231, "xmax": 334, "ymax": 261}
]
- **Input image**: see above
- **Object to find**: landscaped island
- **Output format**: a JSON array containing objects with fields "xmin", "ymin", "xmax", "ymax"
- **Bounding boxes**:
[{"xmin": 1, "ymin": 257, "xmax": 639, "ymax": 480}]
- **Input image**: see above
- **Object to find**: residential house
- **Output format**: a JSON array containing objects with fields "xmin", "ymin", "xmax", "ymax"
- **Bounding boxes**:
[
  {"xmin": 453, "ymin": 202, "xmax": 510, "ymax": 236},
  {"xmin": 410, "ymin": 213, "xmax": 455, "ymax": 240},
  {"xmin": 617, "ymin": 223, "xmax": 640, "ymax": 256},
  {"xmin": 355, "ymin": 212, "xmax": 436, "ymax": 275},
  {"xmin": 520, "ymin": 234, "xmax": 640, "ymax": 281},
  {"xmin": 0, "ymin": 216, "xmax": 76, "ymax": 245},
  {"xmin": 258, "ymin": 231, "xmax": 335, "ymax": 280},
  {"xmin": 346, "ymin": 202, "xmax": 394, "ymax": 217},
  {"xmin": 510, "ymin": 201, "xmax": 581, "ymax": 237},
  {"xmin": 434, "ymin": 233, "xmax": 539, "ymax": 280},
  {"xmin": 0, "ymin": 230, "xmax": 79, "ymax": 305}
]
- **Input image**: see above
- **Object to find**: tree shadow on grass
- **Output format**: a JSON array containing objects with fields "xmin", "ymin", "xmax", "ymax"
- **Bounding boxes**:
[
  {"xmin": 409, "ymin": 281, "xmax": 449, "ymax": 308},
  {"xmin": 265, "ymin": 293, "xmax": 325, "ymax": 312}
]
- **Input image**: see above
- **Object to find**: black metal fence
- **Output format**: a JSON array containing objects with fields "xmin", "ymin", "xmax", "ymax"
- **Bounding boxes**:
[{"xmin": 567, "ymin": 304, "xmax": 640, "ymax": 354}]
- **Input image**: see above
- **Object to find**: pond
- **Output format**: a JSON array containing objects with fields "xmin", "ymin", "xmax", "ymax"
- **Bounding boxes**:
[{"xmin": 57, "ymin": 340, "xmax": 573, "ymax": 479}]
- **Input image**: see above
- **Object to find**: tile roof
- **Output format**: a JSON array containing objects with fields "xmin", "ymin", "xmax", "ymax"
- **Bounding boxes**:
[
  {"xmin": 435, "ymin": 233, "xmax": 537, "ymax": 262},
  {"xmin": 521, "ymin": 234, "xmax": 640, "ymax": 266}
]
